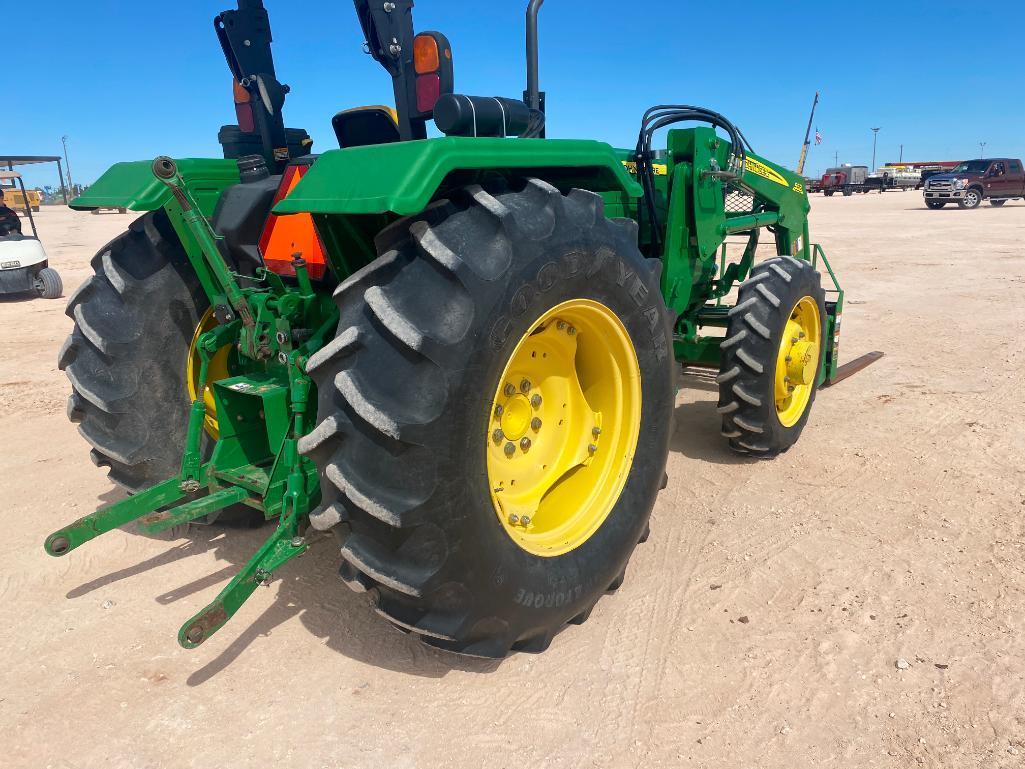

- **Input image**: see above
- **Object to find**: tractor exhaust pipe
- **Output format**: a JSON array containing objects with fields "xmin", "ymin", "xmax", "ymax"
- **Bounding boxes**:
[{"xmin": 525, "ymin": 0, "xmax": 545, "ymax": 112}]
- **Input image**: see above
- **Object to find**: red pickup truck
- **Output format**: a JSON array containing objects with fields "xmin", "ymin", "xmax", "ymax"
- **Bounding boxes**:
[{"xmin": 922, "ymin": 158, "xmax": 1025, "ymax": 209}]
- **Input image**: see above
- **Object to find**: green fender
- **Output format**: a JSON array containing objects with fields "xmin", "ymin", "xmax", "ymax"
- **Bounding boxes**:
[
  {"xmin": 70, "ymin": 158, "xmax": 240, "ymax": 215},
  {"xmin": 273, "ymin": 137, "xmax": 643, "ymax": 216}
]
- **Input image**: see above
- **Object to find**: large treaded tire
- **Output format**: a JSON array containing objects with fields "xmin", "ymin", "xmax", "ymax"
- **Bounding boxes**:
[
  {"xmin": 716, "ymin": 256, "xmax": 826, "ymax": 457},
  {"xmin": 299, "ymin": 179, "xmax": 675, "ymax": 657},
  {"xmin": 59, "ymin": 211, "xmax": 206, "ymax": 490}
]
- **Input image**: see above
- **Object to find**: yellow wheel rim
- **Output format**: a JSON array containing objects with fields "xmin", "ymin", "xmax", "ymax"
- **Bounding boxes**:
[
  {"xmin": 774, "ymin": 296, "xmax": 821, "ymax": 428},
  {"xmin": 486, "ymin": 299, "xmax": 642, "ymax": 557},
  {"xmin": 187, "ymin": 308, "xmax": 232, "ymax": 440}
]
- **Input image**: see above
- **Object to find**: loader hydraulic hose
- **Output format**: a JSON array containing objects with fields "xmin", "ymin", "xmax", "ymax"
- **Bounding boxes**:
[{"xmin": 634, "ymin": 106, "xmax": 750, "ymax": 256}]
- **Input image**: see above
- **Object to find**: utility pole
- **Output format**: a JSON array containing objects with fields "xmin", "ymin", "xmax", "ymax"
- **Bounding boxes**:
[
  {"xmin": 796, "ymin": 91, "xmax": 819, "ymax": 175},
  {"xmin": 979, "ymin": 141, "xmax": 986, "ymax": 158},
  {"xmin": 899, "ymin": 144, "xmax": 903, "ymax": 163},
  {"xmin": 834, "ymin": 150, "xmax": 839, "ymax": 166},
  {"xmin": 870, "ymin": 127, "xmax": 881, "ymax": 172},
  {"xmin": 61, "ymin": 135, "xmax": 75, "ymax": 198}
]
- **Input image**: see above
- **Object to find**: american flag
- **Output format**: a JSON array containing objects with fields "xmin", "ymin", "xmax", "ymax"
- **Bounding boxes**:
[{"xmin": 814, "ymin": 128, "xmax": 823, "ymax": 145}]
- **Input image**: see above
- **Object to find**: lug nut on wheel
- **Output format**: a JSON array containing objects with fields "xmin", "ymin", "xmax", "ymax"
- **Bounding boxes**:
[
  {"xmin": 531, "ymin": 417, "xmax": 542, "ymax": 431},
  {"xmin": 520, "ymin": 437, "xmax": 531, "ymax": 451},
  {"xmin": 494, "ymin": 404, "xmax": 504, "ymax": 417},
  {"xmin": 520, "ymin": 379, "xmax": 531, "ymax": 393},
  {"xmin": 504, "ymin": 442, "xmax": 515, "ymax": 456},
  {"xmin": 508, "ymin": 514, "xmax": 519, "ymax": 524},
  {"xmin": 588, "ymin": 443, "xmax": 597, "ymax": 453},
  {"xmin": 492, "ymin": 428, "xmax": 505, "ymax": 442},
  {"xmin": 531, "ymin": 394, "xmax": 542, "ymax": 408},
  {"xmin": 504, "ymin": 383, "xmax": 516, "ymax": 397},
  {"xmin": 521, "ymin": 515, "xmax": 531, "ymax": 526},
  {"xmin": 592, "ymin": 426, "xmax": 601, "ymax": 437}
]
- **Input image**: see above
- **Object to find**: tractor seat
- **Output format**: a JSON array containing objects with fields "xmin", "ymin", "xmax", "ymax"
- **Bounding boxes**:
[{"xmin": 332, "ymin": 106, "xmax": 401, "ymax": 148}]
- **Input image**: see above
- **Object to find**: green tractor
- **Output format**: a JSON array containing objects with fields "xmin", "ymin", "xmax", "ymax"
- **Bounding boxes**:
[{"xmin": 47, "ymin": 0, "xmax": 846, "ymax": 657}]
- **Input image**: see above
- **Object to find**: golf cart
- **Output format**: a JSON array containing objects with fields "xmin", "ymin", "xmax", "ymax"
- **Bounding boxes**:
[{"xmin": 0, "ymin": 170, "xmax": 62, "ymax": 299}]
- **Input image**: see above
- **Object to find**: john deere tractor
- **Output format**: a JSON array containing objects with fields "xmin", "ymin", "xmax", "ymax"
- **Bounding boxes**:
[{"xmin": 47, "ymin": 0, "xmax": 844, "ymax": 657}]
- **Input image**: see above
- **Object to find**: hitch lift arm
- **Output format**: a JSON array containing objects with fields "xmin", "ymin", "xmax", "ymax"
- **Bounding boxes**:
[{"xmin": 44, "ymin": 157, "xmax": 334, "ymax": 648}]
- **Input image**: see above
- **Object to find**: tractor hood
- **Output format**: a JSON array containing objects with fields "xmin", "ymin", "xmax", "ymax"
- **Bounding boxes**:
[
  {"xmin": 928, "ymin": 171, "xmax": 979, "ymax": 182},
  {"xmin": 273, "ymin": 137, "xmax": 642, "ymax": 217}
]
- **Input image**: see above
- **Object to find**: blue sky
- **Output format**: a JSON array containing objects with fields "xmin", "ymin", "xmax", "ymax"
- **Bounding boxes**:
[{"xmin": 6, "ymin": 1, "xmax": 1022, "ymax": 189}]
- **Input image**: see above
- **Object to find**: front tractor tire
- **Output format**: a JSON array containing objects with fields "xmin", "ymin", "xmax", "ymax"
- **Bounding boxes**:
[
  {"xmin": 717, "ymin": 256, "xmax": 827, "ymax": 457},
  {"xmin": 300, "ymin": 179, "xmax": 675, "ymax": 657},
  {"xmin": 60, "ymin": 211, "xmax": 206, "ymax": 490}
]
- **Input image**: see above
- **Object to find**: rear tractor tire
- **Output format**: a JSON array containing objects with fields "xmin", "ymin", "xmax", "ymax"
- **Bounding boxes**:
[
  {"xmin": 300, "ymin": 179, "xmax": 675, "ymax": 657},
  {"xmin": 717, "ymin": 256, "xmax": 827, "ymax": 457},
  {"xmin": 59, "ymin": 211, "xmax": 207, "ymax": 491}
]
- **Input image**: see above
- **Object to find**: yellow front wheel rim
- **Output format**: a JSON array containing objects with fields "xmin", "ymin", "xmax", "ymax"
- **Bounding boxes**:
[
  {"xmin": 187, "ymin": 308, "xmax": 232, "ymax": 440},
  {"xmin": 774, "ymin": 296, "xmax": 821, "ymax": 427},
  {"xmin": 486, "ymin": 299, "xmax": 642, "ymax": 557}
]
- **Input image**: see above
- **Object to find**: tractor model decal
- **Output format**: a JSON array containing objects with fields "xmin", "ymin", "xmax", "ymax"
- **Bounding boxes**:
[
  {"xmin": 745, "ymin": 156, "xmax": 788, "ymax": 187},
  {"xmin": 622, "ymin": 160, "xmax": 667, "ymax": 176}
]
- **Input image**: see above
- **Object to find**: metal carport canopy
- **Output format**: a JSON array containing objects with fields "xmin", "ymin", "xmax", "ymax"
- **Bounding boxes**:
[{"xmin": 0, "ymin": 156, "xmax": 69, "ymax": 204}]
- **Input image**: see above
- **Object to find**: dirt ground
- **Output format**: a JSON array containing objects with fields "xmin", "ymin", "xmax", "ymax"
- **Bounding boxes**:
[{"xmin": 2, "ymin": 192, "xmax": 1023, "ymax": 769}]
